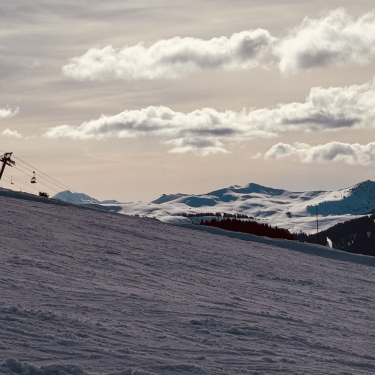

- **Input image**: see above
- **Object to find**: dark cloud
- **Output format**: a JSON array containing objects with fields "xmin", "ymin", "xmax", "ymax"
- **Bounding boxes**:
[{"xmin": 282, "ymin": 114, "xmax": 360, "ymax": 129}]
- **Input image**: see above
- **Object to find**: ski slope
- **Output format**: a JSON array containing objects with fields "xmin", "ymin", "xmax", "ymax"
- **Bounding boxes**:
[
  {"xmin": 55, "ymin": 180, "xmax": 375, "ymax": 233},
  {"xmin": 1, "ymin": 192, "xmax": 375, "ymax": 374}
]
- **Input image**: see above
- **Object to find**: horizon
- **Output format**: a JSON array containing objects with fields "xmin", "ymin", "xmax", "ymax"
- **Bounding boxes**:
[
  {"xmin": 53, "ymin": 178, "xmax": 375, "ymax": 202},
  {"xmin": 1, "ymin": 1, "xmax": 375, "ymax": 201}
]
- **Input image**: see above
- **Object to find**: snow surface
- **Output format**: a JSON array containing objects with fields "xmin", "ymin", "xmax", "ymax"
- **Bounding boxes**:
[
  {"xmin": 54, "ymin": 191, "xmax": 119, "ymax": 205},
  {"xmin": 1, "ymin": 192, "xmax": 375, "ymax": 374},
  {"xmin": 54, "ymin": 181, "xmax": 375, "ymax": 233}
]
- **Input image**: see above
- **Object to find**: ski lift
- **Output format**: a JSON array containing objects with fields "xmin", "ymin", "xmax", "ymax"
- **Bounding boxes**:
[
  {"xmin": 11, "ymin": 177, "xmax": 14, "ymax": 185},
  {"xmin": 31, "ymin": 171, "xmax": 37, "ymax": 184}
]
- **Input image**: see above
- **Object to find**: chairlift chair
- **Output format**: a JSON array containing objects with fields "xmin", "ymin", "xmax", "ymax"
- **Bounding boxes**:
[{"xmin": 31, "ymin": 171, "xmax": 37, "ymax": 184}]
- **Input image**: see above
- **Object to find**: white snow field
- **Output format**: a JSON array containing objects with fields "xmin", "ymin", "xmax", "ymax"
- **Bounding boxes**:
[
  {"xmin": 56, "ymin": 180, "xmax": 375, "ymax": 234},
  {"xmin": 1, "ymin": 191, "xmax": 375, "ymax": 374}
]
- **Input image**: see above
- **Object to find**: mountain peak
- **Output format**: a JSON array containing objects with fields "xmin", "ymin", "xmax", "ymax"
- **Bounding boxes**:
[
  {"xmin": 209, "ymin": 183, "xmax": 287, "ymax": 198},
  {"xmin": 344, "ymin": 180, "xmax": 375, "ymax": 198},
  {"xmin": 53, "ymin": 191, "xmax": 119, "ymax": 205},
  {"xmin": 151, "ymin": 193, "xmax": 189, "ymax": 205}
]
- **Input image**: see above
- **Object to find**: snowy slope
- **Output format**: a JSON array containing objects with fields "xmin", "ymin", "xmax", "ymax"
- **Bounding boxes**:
[
  {"xmin": 53, "ymin": 190, "xmax": 119, "ymax": 205},
  {"xmin": 1, "ymin": 192, "xmax": 375, "ymax": 374},
  {"xmin": 113, "ymin": 180, "xmax": 375, "ymax": 233}
]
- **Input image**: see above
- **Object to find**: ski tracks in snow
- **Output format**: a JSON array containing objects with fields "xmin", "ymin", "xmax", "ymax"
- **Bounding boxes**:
[{"xmin": 1, "ymin": 196, "xmax": 375, "ymax": 374}]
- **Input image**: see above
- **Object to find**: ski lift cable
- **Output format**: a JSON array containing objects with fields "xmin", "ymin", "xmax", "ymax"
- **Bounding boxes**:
[
  {"xmin": 2, "ymin": 152, "xmax": 79, "ymax": 203},
  {"xmin": 4, "ymin": 170, "xmax": 74, "ymax": 203},
  {"xmin": 12, "ymin": 165, "xmax": 76, "ymax": 203},
  {"xmin": 3, "ymin": 173, "xmax": 41, "ymax": 193},
  {"xmin": 1, "ymin": 152, "xmax": 78, "ymax": 196},
  {"xmin": 12, "ymin": 161, "xmax": 65, "ymax": 189},
  {"xmin": 12, "ymin": 163, "xmax": 53, "ymax": 186},
  {"xmin": 32, "ymin": 178, "xmax": 76, "ymax": 203},
  {"xmin": 12, "ymin": 155, "xmax": 76, "ymax": 193},
  {"xmin": 14, "ymin": 162, "xmax": 74, "ymax": 194},
  {"xmin": 13, "ymin": 156, "xmax": 71, "ymax": 189},
  {"xmin": 3, "ymin": 173, "xmax": 37, "ymax": 190},
  {"xmin": 0, "ymin": 177, "xmax": 34, "ymax": 195},
  {"xmin": 34, "ymin": 179, "xmax": 76, "ymax": 203},
  {"xmin": 13, "ymin": 161, "xmax": 74, "ymax": 194}
]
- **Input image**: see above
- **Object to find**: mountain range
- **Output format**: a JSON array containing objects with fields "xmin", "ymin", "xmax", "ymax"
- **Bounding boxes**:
[{"xmin": 54, "ymin": 180, "xmax": 375, "ymax": 234}]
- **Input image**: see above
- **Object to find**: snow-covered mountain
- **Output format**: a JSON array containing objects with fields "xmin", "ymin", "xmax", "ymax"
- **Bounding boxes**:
[
  {"xmin": 2, "ymin": 189, "xmax": 375, "ymax": 374},
  {"xmin": 53, "ymin": 190, "xmax": 119, "ymax": 205},
  {"xmin": 54, "ymin": 180, "xmax": 375, "ymax": 234},
  {"xmin": 116, "ymin": 180, "xmax": 375, "ymax": 233}
]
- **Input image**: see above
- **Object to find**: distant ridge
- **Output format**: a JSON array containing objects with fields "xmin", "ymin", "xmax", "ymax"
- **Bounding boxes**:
[
  {"xmin": 53, "ymin": 190, "xmax": 120, "ymax": 205},
  {"xmin": 53, "ymin": 180, "xmax": 375, "ymax": 234},
  {"xmin": 116, "ymin": 180, "xmax": 375, "ymax": 233},
  {"xmin": 151, "ymin": 193, "xmax": 189, "ymax": 204}
]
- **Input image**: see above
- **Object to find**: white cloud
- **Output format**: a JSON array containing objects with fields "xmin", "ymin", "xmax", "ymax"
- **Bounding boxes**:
[
  {"xmin": 276, "ymin": 9, "xmax": 375, "ymax": 74},
  {"xmin": 264, "ymin": 141, "xmax": 375, "ymax": 165},
  {"xmin": 1, "ymin": 128, "xmax": 23, "ymax": 138},
  {"xmin": 43, "ymin": 106, "xmax": 259, "ymax": 155},
  {"xmin": 62, "ymin": 9, "xmax": 375, "ymax": 81},
  {"xmin": 43, "ymin": 78, "xmax": 375, "ymax": 155},
  {"xmin": 0, "ymin": 107, "xmax": 19, "ymax": 119},
  {"xmin": 165, "ymin": 138, "xmax": 229, "ymax": 156},
  {"xmin": 62, "ymin": 30, "xmax": 274, "ymax": 81}
]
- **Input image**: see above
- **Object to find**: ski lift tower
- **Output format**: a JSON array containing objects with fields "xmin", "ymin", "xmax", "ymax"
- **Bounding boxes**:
[
  {"xmin": 316, "ymin": 204, "xmax": 319, "ymax": 245},
  {"xmin": 0, "ymin": 152, "xmax": 15, "ymax": 181}
]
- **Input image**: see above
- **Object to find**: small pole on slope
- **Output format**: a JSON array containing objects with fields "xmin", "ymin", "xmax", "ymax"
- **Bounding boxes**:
[
  {"xmin": 0, "ymin": 152, "xmax": 15, "ymax": 181},
  {"xmin": 316, "ymin": 204, "xmax": 319, "ymax": 245}
]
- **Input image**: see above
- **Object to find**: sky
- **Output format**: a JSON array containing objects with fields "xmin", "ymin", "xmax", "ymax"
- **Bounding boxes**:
[{"xmin": 1, "ymin": 0, "xmax": 375, "ymax": 201}]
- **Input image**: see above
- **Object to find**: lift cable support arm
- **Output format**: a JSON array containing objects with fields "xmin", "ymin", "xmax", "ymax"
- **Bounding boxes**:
[{"xmin": 0, "ymin": 152, "xmax": 15, "ymax": 181}]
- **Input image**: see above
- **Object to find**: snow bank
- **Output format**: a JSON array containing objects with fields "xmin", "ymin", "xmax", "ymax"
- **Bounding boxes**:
[
  {"xmin": 158, "ymin": 215, "xmax": 192, "ymax": 225},
  {"xmin": 181, "ymin": 223, "xmax": 375, "ymax": 268}
]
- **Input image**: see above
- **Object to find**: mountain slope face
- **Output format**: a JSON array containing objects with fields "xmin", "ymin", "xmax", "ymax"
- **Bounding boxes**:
[
  {"xmin": 54, "ymin": 190, "xmax": 119, "ymax": 205},
  {"xmin": 114, "ymin": 180, "xmax": 375, "ymax": 233},
  {"xmin": 297, "ymin": 214, "xmax": 375, "ymax": 256},
  {"xmin": 1, "ymin": 194, "xmax": 375, "ymax": 374}
]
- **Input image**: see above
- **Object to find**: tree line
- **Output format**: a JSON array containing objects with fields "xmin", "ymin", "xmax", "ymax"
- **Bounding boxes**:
[
  {"xmin": 196, "ymin": 214, "xmax": 375, "ymax": 257},
  {"xmin": 183, "ymin": 212, "xmax": 252, "ymax": 219},
  {"xmin": 199, "ymin": 217, "xmax": 294, "ymax": 240},
  {"xmin": 295, "ymin": 214, "xmax": 375, "ymax": 257}
]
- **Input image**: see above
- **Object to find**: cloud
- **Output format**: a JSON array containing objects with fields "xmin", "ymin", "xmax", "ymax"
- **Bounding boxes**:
[
  {"xmin": 62, "ymin": 9, "xmax": 375, "ymax": 81},
  {"xmin": 1, "ymin": 128, "xmax": 23, "ymax": 138},
  {"xmin": 43, "ymin": 77, "xmax": 375, "ymax": 154},
  {"xmin": 276, "ymin": 9, "xmax": 375, "ymax": 74},
  {"xmin": 165, "ymin": 138, "xmax": 229, "ymax": 156},
  {"xmin": 43, "ymin": 106, "xmax": 261, "ymax": 155},
  {"xmin": 62, "ymin": 29, "xmax": 274, "ymax": 81},
  {"xmin": 44, "ymin": 79, "xmax": 375, "ymax": 153},
  {"xmin": 264, "ymin": 141, "xmax": 375, "ymax": 165},
  {"xmin": 0, "ymin": 106, "xmax": 19, "ymax": 119}
]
